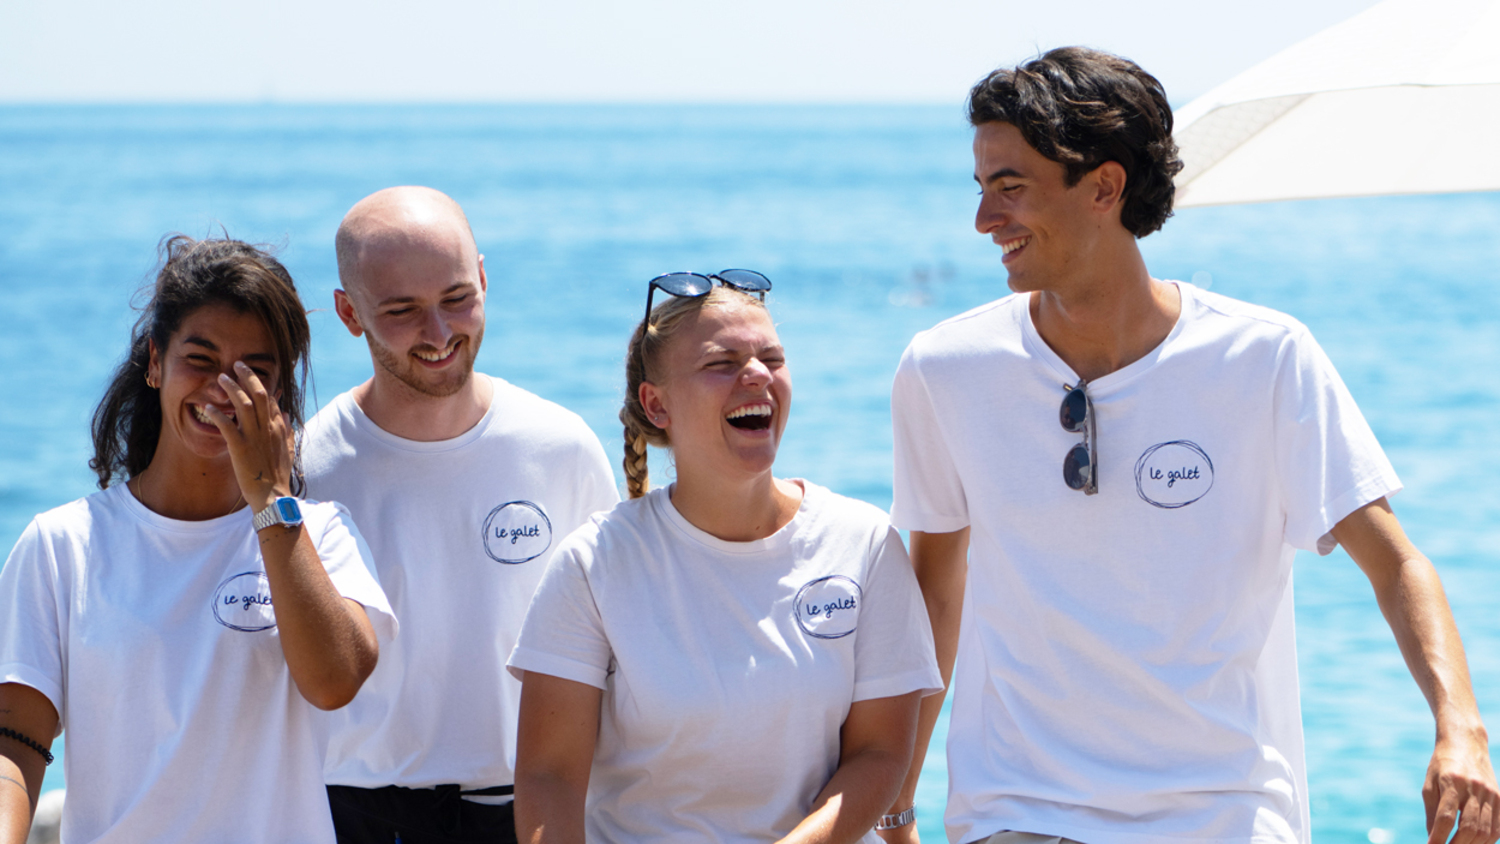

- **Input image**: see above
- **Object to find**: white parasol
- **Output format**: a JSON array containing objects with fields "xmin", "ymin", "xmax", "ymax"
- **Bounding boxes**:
[{"xmin": 1171, "ymin": 0, "xmax": 1500, "ymax": 207}]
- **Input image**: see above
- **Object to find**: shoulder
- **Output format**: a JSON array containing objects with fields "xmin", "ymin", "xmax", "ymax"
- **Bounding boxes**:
[
  {"xmin": 574, "ymin": 493, "xmax": 654, "ymax": 545},
  {"xmin": 551, "ymin": 492, "xmax": 667, "ymax": 568},
  {"xmin": 794, "ymin": 482, "xmax": 893, "ymax": 545},
  {"xmin": 303, "ymin": 389, "xmax": 357, "ymax": 440},
  {"xmin": 483, "ymin": 375, "xmax": 612, "ymax": 470},
  {"xmin": 7, "ymin": 488, "xmax": 126, "ymax": 575},
  {"xmin": 28, "ymin": 487, "xmax": 123, "ymax": 543},
  {"xmin": 1182, "ymin": 285, "xmax": 1311, "ymax": 344},
  {"xmin": 907, "ymin": 295, "xmax": 1023, "ymax": 352},
  {"xmin": 486, "ymin": 376, "xmax": 602, "ymax": 444},
  {"xmin": 301, "ymin": 391, "xmax": 360, "ymax": 477},
  {"xmin": 899, "ymin": 294, "xmax": 1026, "ymax": 377},
  {"xmin": 799, "ymin": 481, "xmax": 889, "ymax": 523}
]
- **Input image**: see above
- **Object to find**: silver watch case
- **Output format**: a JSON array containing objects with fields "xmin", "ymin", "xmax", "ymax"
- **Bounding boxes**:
[{"xmin": 252, "ymin": 496, "xmax": 303, "ymax": 531}]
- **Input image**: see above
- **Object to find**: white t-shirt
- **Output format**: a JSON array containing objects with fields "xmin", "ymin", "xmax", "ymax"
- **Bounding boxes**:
[
  {"xmin": 890, "ymin": 283, "xmax": 1400, "ymax": 844},
  {"xmin": 304, "ymin": 374, "xmax": 619, "ymax": 792},
  {"xmin": 0, "ymin": 483, "xmax": 396, "ymax": 844},
  {"xmin": 508, "ymin": 481, "xmax": 943, "ymax": 844}
]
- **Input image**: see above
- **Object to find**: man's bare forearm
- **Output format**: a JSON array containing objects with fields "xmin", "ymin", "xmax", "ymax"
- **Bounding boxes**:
[
  {"xmin": 879, "ymin": 529, "xmax": 968, "ymax": 842},
  {"xmin": 1333, "ymin": 499, "xmax": 1497, "ymax": 844}
]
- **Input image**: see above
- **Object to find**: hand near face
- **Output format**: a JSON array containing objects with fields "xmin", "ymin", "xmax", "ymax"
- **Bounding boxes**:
[{"xmin": 201, "ymin": 361, "xmax": 294, "ymax": 513}]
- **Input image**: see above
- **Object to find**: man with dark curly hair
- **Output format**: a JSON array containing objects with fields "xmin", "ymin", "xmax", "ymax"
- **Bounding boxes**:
[{"xmin": 883, "ymin": 47, "xmax": 1498, "ymax": 844}]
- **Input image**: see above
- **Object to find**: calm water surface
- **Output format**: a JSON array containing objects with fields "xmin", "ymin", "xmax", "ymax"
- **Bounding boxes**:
[{"xmin": 2, "ymin": 105, "xmax": 1498, "ymax": 843}]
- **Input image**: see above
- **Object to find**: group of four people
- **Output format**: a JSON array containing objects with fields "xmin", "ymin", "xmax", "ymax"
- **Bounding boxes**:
[{"xmin": 1, "ymin": 47, "xmax": 1496, "ymax": 844}]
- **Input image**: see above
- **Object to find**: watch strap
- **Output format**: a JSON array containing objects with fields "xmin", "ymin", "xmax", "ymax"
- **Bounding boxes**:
[
  {"xmin": 252, "ymin": 497, "xmax": 302, "ymax": 531},
  {"xmin": 875, "ymin": 806, "xmax": 916, "ymax": 830}
]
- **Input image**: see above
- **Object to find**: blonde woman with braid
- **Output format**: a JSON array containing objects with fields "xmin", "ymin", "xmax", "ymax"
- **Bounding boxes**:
[{"xmin": 507, "ymin": 271, "xmax": 942, "ymax": 844}]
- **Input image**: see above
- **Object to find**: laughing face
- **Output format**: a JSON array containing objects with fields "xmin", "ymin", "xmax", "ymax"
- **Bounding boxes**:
[
  {"xmin": 641, "ymin": 301, "xmax": 791, "ymax": 481},
  {"xmin": 148, "ymin": 302, "xmax": 280, "ymax": 463},
  {"xmin": 338, "ymin": 232, "xmax": 486, "ymax": 399},
  {"xmin": 972, "ymin": 121, "xmax": 1103, "ymax": 293}
]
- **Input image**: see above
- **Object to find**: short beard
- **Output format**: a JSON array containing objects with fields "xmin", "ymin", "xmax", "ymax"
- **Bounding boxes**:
[{"xmin": 366, "ymin": 327, "xmax": 482, "ymax": 399}]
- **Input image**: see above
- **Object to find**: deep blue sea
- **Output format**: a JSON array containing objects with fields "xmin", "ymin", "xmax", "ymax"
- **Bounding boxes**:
[{"xmin": 2, "ymin": 105, "xmax": 1497, "ymax": 843}]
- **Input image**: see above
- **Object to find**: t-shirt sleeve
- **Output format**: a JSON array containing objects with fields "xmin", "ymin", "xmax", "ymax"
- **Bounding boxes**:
[
  {"xmin": 890, "ymin": 344, "xmax": 970, "ymax": 534},
  {"xmin": 0, "ymin": 520, "xmax": 67, "ymax": 731},
  {"xmin": 507, "ymin": 538, "xmax": 613, "ymax": 689},
  {"xmin": 1274, "ymin": 328, "xmax": 1402, "ymax": 554},
  {"xmin": 313, "ymin": 502, "xmax": 398, "ymax": 647},
  {"xmin": 851, "ymin": 525, "xmax": 943, "ymax": 702}
]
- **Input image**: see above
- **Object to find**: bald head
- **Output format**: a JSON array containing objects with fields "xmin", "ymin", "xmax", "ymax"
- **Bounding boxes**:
[
  {"xmin": 336, "ymin": 186, "xmax": 479, "ymax": 298},
  {"xmin": 331, "ymin": 186, "xmax": 490, "ymax": 417}
]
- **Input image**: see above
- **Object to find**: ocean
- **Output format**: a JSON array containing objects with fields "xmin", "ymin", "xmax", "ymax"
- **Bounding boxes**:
[{"xmin": 2, "ymin": 104, "xmax": 1497, "ymax": 843}]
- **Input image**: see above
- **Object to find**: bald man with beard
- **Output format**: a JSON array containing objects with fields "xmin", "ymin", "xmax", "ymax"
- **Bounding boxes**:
[{"xmin": 304, "ymin": 186, "xmax": 618, "ymax": 843}]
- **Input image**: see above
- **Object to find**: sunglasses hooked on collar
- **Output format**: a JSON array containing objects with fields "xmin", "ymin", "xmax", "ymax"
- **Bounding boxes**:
[
  {"xmin": 1060, "ymin": 380, "xmax": 1098, "ymax": 495},
  {"xmin": 643, "ymin": 269, "xmax": 772, "ymax": 324}
]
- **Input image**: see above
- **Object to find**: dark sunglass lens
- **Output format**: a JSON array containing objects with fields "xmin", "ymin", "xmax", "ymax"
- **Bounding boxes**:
[
  {"xmin": 1063, "ymin": 443, "xmax": 1092, "ymax": 491},
  {"xmin": 653, "ymin": 273, "xmax": 713, "ymax": 298},
  {"xmin": 1060, "ymin": 387, "xmax": 1088, "ymax": 433},
  {"xmin": 717, "ymin": 269, "xmax": 771, "ymax": 293}
]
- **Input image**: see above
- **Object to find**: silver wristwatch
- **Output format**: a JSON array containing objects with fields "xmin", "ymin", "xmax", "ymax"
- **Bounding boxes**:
[
  {"xmin": 875, "ymin": 806, "xmax": 916, "ymax": 830},
  {"xmin": 252, "ymin": 496, "xmax": 304, "ymax": 531}
]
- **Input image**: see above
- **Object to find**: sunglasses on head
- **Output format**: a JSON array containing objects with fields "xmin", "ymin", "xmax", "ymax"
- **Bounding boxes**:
[
  {"xmin": 1060, "ymin": 380, "xmax": 1098, "ymax": 495},
  {"xmin": 643, "ymin": 269, "xmax": 772, "ymax": 324}
]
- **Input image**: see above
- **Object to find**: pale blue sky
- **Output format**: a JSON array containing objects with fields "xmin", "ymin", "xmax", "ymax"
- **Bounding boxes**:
[{"xmin": 1, "ymin": 0, "xmax": 1382, "ymax": 105}]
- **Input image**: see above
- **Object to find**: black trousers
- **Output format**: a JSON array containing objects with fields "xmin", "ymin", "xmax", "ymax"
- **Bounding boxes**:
[{"xmin": 327, "ymin": 784, "xmax": 518, "ymax": 844}]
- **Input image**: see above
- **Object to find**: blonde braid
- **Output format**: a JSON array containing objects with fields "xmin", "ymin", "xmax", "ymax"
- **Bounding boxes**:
[
  {"xmin": 620, "ymin": 314, "xmax": 667, "ymax": 500},
  {"xmin": 623, "ymin": 425, "xmax": 652, "ymax": 499}
]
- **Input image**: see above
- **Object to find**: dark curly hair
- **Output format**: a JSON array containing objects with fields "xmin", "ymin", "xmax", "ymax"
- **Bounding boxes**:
[
  {"xmin": 89, "ymin": 235, "xmax": 311, "ymax": 491},
  {"xmin": 967, "ymin": 46, "xmax": 1183, "ymax": 237}
]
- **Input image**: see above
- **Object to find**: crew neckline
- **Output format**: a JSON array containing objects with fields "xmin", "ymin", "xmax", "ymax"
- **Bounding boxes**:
[
  {"xmin": 110, "ymin": 481, "xmax": 253, "ymax": 534},
  {"xmin": 653, "ymin": 480, "xmax": 812, "ymax": 555},
  {"xmin": 342, "ymin": 374, "xmax": 499, "ymax": 453},
  {"xmin": 1020, "ymin": 279, "xmax": 1191, "ymax": 396}
]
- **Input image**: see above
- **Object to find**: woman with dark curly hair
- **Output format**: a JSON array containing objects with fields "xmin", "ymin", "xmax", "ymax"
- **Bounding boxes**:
[{"xmin": 0, "ymin": 236, "xmax": 395, "ymax": 844}]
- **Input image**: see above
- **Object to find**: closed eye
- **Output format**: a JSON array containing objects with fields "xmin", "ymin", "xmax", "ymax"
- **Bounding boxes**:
[{"xmin": 979, "ymin": 182, "xmax": 1024, "ymax": 195}]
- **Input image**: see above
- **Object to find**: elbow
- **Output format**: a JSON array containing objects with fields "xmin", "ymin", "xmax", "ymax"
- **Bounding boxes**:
[
  {"xmin": 301, "ymin": 672, "xmax": 367, "ymax": 711},
  {"xmin": 305, "ymin": 686, "xmax": 356, "ymax": 712},
  {"xmin": 301, "ymin": 645, "xmax": 379, "ymax": 711},
  {"xmin": 300, "ymin": 672, "xmax": 364, "ymax": 711}
]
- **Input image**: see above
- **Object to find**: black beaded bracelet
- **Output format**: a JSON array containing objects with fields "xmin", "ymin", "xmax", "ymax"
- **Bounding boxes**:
[{"xmin": 0, "ymin": 727, "xmax": 54, "ymax": 765}]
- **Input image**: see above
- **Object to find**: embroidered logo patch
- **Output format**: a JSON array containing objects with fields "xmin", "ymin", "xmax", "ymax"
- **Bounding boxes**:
[
  {"xmin": 213, "ymin": 572, "xmax": 276, "ymax": 631},
  {"xmin": 482, "ymin": 501, "xmax": 553, "ymax": 564},
  {"xmin": 1134, "ymin": 440, "xmax": 1215, "ymax": 509},
  {"xmin": 794, "ymin": 575, "xmax": 862, "ymax": 640}
]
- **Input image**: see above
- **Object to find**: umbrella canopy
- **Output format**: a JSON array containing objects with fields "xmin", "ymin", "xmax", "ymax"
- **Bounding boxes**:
[{"xmin": 1172, "ymin": 0, "xmax": 1500, "ymax": 207}]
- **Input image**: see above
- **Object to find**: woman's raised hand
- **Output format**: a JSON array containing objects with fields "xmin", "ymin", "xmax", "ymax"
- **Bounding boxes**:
[{"xmin": 203, "ymin": 360, "xmax": 294, "ymax": 513}]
